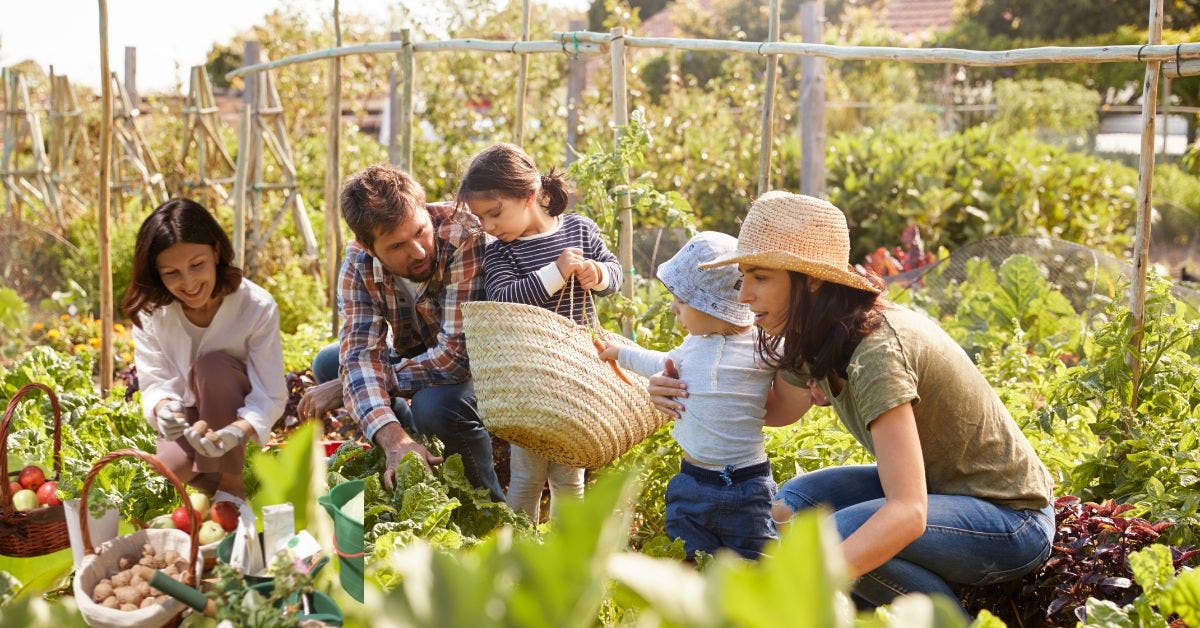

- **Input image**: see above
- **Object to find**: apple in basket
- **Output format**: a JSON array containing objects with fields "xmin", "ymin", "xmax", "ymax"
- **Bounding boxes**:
[
  {"xmin": 36, "ymin": 480, "xmax": 60, "ymax": 506},
  {"xmin": 149, "ymin": 514, "xmax": 176, "ymax": 529},
  {"xmin": 18, "ymin": 465, "xmax": 45, "ymax": 490},
  {"xmin": 8, "ymin": 481, "xmax": 20, "ymax": 495},
  {"xmin": 171, "ymin": 505, "xmax": 196, "ymax": 534},
  {"xmin": 209, "ymin": 501, "xmax": 239, "ymax": 533},
  {"xmin": 189, "ymin": 493, "xmax": 210, "ymax": 520},
  {"xmin": 11, "ymin": 489, "xmax": 39, "ymax": 512},
  {"xmin": 197, "ymin": 520, "xmax": 227, "ymax": 546}
]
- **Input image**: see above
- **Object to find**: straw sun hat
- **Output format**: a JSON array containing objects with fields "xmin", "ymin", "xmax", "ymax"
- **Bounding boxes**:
[{"xmin": 699, "ymin": 191, "xmax": 882, "ymax": 294}]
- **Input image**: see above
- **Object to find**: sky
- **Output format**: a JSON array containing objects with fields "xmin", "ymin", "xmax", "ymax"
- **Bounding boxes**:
[{"xmin": 0, "ymin": 0, "xmax": 588, "ymax": 93}]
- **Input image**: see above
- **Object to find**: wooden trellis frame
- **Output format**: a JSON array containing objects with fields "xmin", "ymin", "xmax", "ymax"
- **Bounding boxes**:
[
  {"xmin": 2, "ymin": 68, "xmax": 61, "ymax": 230},
  {"xmin": 48, "ymin": 73, "xmax": 93, "ymax": 213},
  {"xmin": 213, "ymin": 0, "xmax": 1179, "ymax": 404},
  {"xmin": 229, "ymin": 58, "xmax": 320, "ymax": 277},
  {"xmin": 178, "ymin": 64, "xmax": 236, "ymax": 208},
  {"xmin": 107, "ymin": 71, "xmax": 167, "ymax": 210}
]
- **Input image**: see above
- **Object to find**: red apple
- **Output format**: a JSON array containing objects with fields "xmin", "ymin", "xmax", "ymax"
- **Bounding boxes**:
[
  {"xmin": 209, "ymin": 501, "xmax": 239, "ymax": 532},
  {"xmin": 171, "ymin": 505, "xmax": 196, "ymax": 534},
  {"xmin": 18, "ymin": 466, "xmax": 45, "ymax": 490},
  {"xmin": 36, "ymin": 481, "xmax": 60, "ymax": 506},
  {"xmin": 8, "ymin": 481, "xmax": 20, "ymax": 495},
  {"xmin": 12, "ymin": 489, "xmax": 38, "ymax": 512}
]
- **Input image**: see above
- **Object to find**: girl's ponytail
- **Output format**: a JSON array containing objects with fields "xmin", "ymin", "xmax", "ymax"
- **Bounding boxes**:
[{"xmin": 541, "ymin": 167, "xmax": 570, "ymax": 216}]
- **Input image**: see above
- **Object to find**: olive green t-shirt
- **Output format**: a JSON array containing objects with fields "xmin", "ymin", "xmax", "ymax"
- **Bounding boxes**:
[{"xmin": 781, "ymin": 305, "xmax": 1053, "ymax": 511}]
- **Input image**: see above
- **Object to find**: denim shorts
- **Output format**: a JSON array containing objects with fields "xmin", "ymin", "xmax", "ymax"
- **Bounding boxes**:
[{"xmin": 665, "ymin": 460, "xmax": 779, "ymax": 560}]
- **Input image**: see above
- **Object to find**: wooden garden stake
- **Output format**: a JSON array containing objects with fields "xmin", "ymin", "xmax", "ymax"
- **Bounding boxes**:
[
  {"xmin": 325, "ymin": 0, "xmax": 343, "ymax": 338},
  {"xmin": 387, "ymin": 30, "xmax": 401, "ymax": 165},
  {"xmin": 1129, "ymin": 0, "xmax": 1164, "ymax": 408},
  {"xmin": 756, "ymin": 0, "xmax": 781, "ymax": 196},
  {"xmin": 799, "ymin": 0, "xmax": 826, "ymax": 198},
  {"xmin": 400, "ymin": 29, "xmax": 414, "ymax": 172},
  {"xmin": 611, "ymin": 26, "xmax": 634, "ymax": 337},
  {"xmin": 514, "ymin": 0, "xmax": 532, "ymax": 146},
  {"xmin": 98, "ymin": 0, "xmax": 113, "ymax": 396}
]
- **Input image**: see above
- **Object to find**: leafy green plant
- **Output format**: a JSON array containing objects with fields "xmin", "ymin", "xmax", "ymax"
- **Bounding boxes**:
[
  {"xmin": 1040, "ymin": 276, "xmax": 1200, "ymax": 545},
  {"xmin": 991, "ymin": 78, "xmax": 1100, "ymax": 145}
]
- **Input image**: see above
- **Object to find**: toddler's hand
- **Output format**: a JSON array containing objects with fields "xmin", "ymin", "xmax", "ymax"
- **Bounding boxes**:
[
  {"xmin": 555, "ymin": 248, "xmax": 586, "ymax": 280},
  {"xmin": 597, "ymin": 341, "xmax": 621, "ymax": 362}
]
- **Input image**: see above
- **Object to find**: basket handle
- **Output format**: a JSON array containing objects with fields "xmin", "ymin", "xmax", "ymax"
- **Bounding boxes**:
[
  {"xmin": 0, "ymin": 383, "xmax": 64, "ymax": 516},
  {"xmin": 79, "ymin": 449, "xmax": 201, "ymax": 587}
]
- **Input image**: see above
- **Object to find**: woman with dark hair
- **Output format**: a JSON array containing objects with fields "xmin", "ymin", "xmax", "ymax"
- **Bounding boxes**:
[
  {"xmin": 649, "ymin": 192, "xmax": 1054, "ymax": 611},
  {"xmin": 122, "ymin": 198, "xmax": 285, "ymax": 505}
]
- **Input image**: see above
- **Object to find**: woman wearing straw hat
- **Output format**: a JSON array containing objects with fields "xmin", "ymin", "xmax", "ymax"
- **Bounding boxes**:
[{"xmin": 652, "ymin": 191, "xmax": 1055, "ymax": 609}]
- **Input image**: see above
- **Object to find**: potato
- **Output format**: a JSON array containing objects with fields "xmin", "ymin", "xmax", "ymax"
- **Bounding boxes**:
[
  {"xmin": 142, "ymin": 544, "xmax": 154, "ymax": 556},
  {"xmin": 139, "ymin": 597, "xmax": 157, "ymax": 609},
  {"xmin": 92, "ymin": 581, "xmax": 114, "ymax": 603},
  {"xmin": 115, "ymin": 585, "xmax": 141, "ymax": 605},
  {"xmin": 163, "ymin": 550, "xmax": 179, "ymax": 564},
  {"xmin": 130, "ymin": 574, "xmax": 145, "ymax": 587},
  {"xmin": 111, "ymin": 571, "xmax": 131, "ymax": 587},
  {"xmin": 132, "ymin": 565, "xmax": 155, "ymax": 582},
  {"xmin": 120, "ymin": 603, "xmax": 139, "ymax": 612},
  {"xmin": 192, "ymin": 420, "xmax": 208, "ymax": 433},
  {"xmin": 118, "ymin": 556, "xmax": 132, "ymax": 570},
  {"xmin": 101, "ymin": 596, "xmax": 120, "ymax": 609}
]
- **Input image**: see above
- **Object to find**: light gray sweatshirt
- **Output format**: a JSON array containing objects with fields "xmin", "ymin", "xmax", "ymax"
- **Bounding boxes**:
[{"xmin": 618, "ymin": 329, "xmax": 775, "ymax": 469}]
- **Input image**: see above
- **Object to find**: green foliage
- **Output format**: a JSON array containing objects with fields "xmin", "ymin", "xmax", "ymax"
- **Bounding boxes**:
[
  {"xmin": 259, "ymin": 260, "xmax": 326, "ymax": 335},
  {"xmin": 828, "ymin": 126, "xmax": 1137, "ymax": 260},
  {"xmin": 991, "ymin": 78, "xmax": 1100, "ymax": 144},
  {"xmin": 1041, "ymin": 277, "xmax": 1200, "ymax": 545},
  {"xmin": 249, "ymin": 420, "xmax": 317, "ymax": 531},
  {"xmin": 281, "ymin": 322, "xmax": 330, "ymax": 373},
  {"xmin": 963, "ymin": 0, "xmax": 1195, "ymax": 40},
  {"xmin": 1080, "ymin": 544, "xmax": 1200, "ymax": 627},
  {"xmin": 60, "ymin": 208, "xmax": 142, "ymax": 319}
]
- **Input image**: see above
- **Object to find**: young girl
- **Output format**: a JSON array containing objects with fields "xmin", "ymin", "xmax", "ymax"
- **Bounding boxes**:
[
  {"xmin": 121, "ymin": 198, "xmax": 286, "ymax": 509},
  {"xmin": 653, "ymin": 191, "xmax": 1054, "ymax": 608},
  {"xmin": 600, "ymin": 231, "xmax": 778, "ymax": 559},
  {"xmin": 458, "ymin": 142, "xmax": 622, "ymax": 522}
]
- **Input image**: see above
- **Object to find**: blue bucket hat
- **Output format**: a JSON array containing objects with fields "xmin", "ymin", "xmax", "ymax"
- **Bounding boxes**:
[{"xmin": 656, "ymin": 231, "xmax": 754, "ymax": 327}]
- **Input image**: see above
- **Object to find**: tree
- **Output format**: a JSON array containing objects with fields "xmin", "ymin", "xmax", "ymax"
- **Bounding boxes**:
[{"xmin": 965, "ymin": 0, "xmax": 1199, "ymax": 39}]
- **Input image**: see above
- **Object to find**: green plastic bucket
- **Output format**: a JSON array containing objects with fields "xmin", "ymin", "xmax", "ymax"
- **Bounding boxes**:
[
  {"xmin": 317, "ymin": 479, "xmax": 364, "ymax": 603},
  {"xmin": 249, "ymin": 581, "xmax": 343, "ymax": 625}
]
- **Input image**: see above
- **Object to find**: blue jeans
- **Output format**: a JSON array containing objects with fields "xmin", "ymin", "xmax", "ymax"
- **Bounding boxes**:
[
  {"xmin": 311, "ymin": 342, "xmax": 504, "ymax": 502},
  {"xmin": 665, "ymin": 460, "xmax": 779, "ymax": 560},
  {"xmin": 775, "ymin": 465, "xmax": 1054, "ymax": 608}
]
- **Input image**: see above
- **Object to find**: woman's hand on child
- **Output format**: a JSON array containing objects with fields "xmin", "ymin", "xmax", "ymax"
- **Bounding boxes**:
[{"xmin": 648, "ymin": 359, "xmax": 687, "ymax": 419}]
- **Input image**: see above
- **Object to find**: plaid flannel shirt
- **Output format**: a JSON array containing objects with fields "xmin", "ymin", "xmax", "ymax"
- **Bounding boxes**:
[{"xmin": 338, "ymin": 203, "xmax": 486, "ymax": 441}]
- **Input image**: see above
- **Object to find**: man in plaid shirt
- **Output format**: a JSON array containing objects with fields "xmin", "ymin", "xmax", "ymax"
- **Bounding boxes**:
[{"xmin": 298, "ymin": 165, "xmax": 503, "ymax": 500}]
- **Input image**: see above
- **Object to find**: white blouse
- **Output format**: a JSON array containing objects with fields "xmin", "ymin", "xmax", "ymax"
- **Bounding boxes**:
[{"xmin": 132, "ymin": 278, "xmax": 287, "ymax": 444}]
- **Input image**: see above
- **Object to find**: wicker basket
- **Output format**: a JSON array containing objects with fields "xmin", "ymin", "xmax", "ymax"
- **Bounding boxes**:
[
  {"xmin": 462, "ymin": 300, "xmax": 667, "ymax": 468},
  {"xmin": 0, "ymin": 382, "xmax": 70, "ymax": 557},
  {"xmin": 73, "ymin": 449, "xmax": 201, "ymax": 628}
]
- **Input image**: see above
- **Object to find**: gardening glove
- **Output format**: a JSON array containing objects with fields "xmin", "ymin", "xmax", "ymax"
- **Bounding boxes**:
[
  {"xmin": 154, "ymin": 400, "xmax": 188, "ymax": 440},
  {"xmin": 186, "ymin": 424, "xmax": 246, "ymax": 458}
]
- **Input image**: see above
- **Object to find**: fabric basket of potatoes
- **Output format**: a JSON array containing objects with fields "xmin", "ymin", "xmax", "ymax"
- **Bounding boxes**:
[{"xmin": 73, "ymin": 449, "xmax": 201, "ymax": 628}]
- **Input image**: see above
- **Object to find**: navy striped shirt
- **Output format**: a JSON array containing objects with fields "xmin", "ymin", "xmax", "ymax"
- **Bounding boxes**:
[{"xmin": 483, "ymin": 214, "xmax": 622, "ymax": 323}]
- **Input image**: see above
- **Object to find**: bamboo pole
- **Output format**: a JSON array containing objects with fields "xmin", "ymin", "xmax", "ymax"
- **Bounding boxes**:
[
  {"xmin": 1162, "ymin": 59, "xmax": 1200, "ymax": 77},
  {"xmin": 799, "ymin": 1, "xmax": 826, "ymax": 198},
  {"xmin": 400, "ymin": 29, "xmax": 414, "ymax": 172},
  {"xmin": 232, "ymin": 41, "xmax": 260, "ymax": 269},
  {"xmin": 611, "ymin": 27, "xmax": 634, "ymax": 337},
  {"xmin": 1161, "ymin": 74, "xmax": 1171, "ymax": 159},
  {"xmin": 2, "ymin": 68, "xmax": 14, "ymax": 224},
  {"xmin": 325, "ymin": 0, "xmax": 342, "ymax": 338},
  {"xmin": 225, "ymin": 39, "xmax": 603, "ymax": 80},
  {"xmin": 565, "ymin": 19, "xmax": 586, "ymax": 167},
  {"xmin": 756, "ymin": 0, "xmax": 781, "ymax": 196},
  {"xmin": 513, "ymin": 0, "xmax": 532, "ymax": 145},
  {"xmin": 98, "ymin": 0, "xmax": 114, "ymax": 397},
  {"xmin": 1130, "ymin": 0, "xmax": 1165, "ymax": 409},
  {"xmin": 387, "ymin": 30, "xmax": 401, "ymax": 165},
  {"xmin": 124, "ymin": 46, "xmax": 137, "ymax": 113}
]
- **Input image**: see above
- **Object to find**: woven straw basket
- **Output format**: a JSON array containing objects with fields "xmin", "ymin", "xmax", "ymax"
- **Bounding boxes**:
[
  {"xmin": 462, "ymin": 301, "xmax": 666, "ymax": 469},
  {"xmin": 0, "ymin": 382, "xmax": 70, "ymax": 557},
  {"xmin": 73, "ymin": 449, "xmax": 201, "ymax": 628}
]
